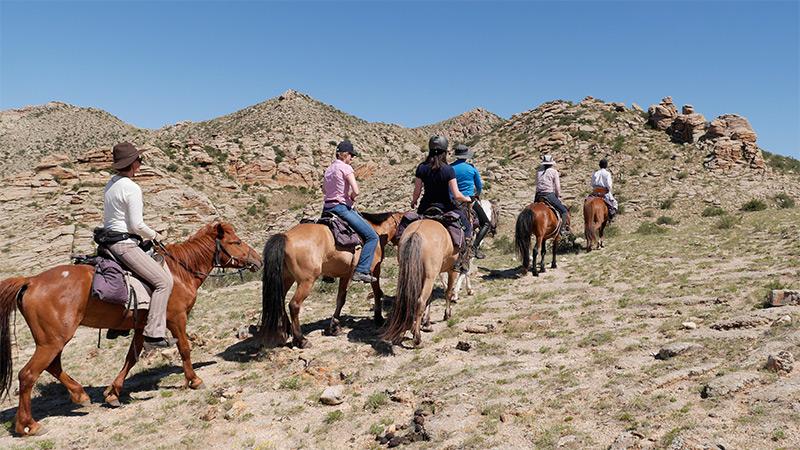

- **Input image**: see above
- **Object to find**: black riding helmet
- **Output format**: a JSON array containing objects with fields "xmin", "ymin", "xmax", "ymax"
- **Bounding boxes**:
[{"xmin": 428, "ymin": 135, "xmax": 448, "ymax": 155}]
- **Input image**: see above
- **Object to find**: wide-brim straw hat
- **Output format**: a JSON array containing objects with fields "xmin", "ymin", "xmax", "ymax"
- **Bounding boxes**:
[
  {"xmin": 112, "ymin": 142, "xmax": 145, "ymax": 170},
  {"xmin": 541, "ymin": 154, "xmax": 555, "ymax": 166}
]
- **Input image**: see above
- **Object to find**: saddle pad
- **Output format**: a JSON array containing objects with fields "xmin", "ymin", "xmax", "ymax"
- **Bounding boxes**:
[
  {"xmin": 302, "ymin": 214, "xmax": 363, "ymax": 250},
  {"xmin": 397, "ymin": 211, "xmax": 465, "ymax": 249},
  {"xmin": 535, "ymin": 201, "xmax": 562, "ymax": 239}
]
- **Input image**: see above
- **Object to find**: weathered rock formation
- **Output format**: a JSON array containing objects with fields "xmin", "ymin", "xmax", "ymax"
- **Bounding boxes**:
[
  {"xmin": 668, "ymin": 105, "xmax": 706, "ymax": 144},
  {"xmin": 700, "ymin": 114, "xmax": 765, "ymax": 170},
  {"xmin": 647, "ymin": 96, "xmax": 678, "ymax": 130}
]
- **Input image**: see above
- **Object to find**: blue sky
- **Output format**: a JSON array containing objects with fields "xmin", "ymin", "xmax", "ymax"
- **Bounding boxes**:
[{"xmin": 1, "ymin": 1, "xmax": 798, "ymax": 157}]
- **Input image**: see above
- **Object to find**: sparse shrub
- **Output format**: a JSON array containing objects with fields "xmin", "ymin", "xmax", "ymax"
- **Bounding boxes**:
[
  {"xmin": 166, "ymin": 163, "xmax": 179, "ymax": 172},
  {"xmin": 659, "ymin": 198, "xmax": 674, "ymax": 210},
  {"xmin": 247, "ymin": 205, "xmax": 258, "ymax": 216},
  {"xmin": 279, "ymin": 376, "xmax": 301, "ymax": 390},
  {"xmin": 701, "ymin": 206, "xmax": 726, "ymax": 217},
  {"xmin": 364, "ymin": 392, "xmax": 388, "ymax": 411},
  {"xmin": 740, "ymin": 198, "xmax": 767, "ymax": 212},
  {"xmin": 324, "ymin": 410, "xmax": 344, "ymax": 424},
  {"xmin": 573, "ymin": 130, "xmax": 593, "ymax": 141},
  {"xmin": 676, "ymin": 171, "xmax": 688, "ymax": 180},
  {"xmin": 257, "ymin": 195, "xmax": 268, "ymax": 205},
  {"xmin": 656, "ymin": 216, "xmax": 678, "ymax": 225},
  {"xmin": 611, "ymin": 135, "xmax": 625, "ymax": 152},
  {"xmin": 603, "ymin": 225, "xmax": 620, "ymax": 237},
  {"xmin": 715, "ymin": 215, "xmax": 740, "ymax": 229},
  {"xmin": 492, "ymin": 235, "xmax": 516, "ymax": 254},
  {"xmin": 636, "ymin": 222, "xmax": 667, "ymax": 235},
  {"xmin": 762, "ymin": 150, "xmax": 800, "ymax": 173},
  {"xmin": 774, "ymin": 193, "xmax": 795, "ymax": 209},
  {"xmin": 602, "ymin": 110, "xmax": 618, "ymax": 122},
  {"xmin": 642, "ymin": 210, "xmax": 654, "ymax": 218}
]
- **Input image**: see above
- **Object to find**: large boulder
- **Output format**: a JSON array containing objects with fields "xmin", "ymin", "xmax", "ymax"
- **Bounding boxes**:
[
  {"xmin": 647, "ymin": 96, "xmax": 678, "ymax": 130},
  {"xmin": 701, "ymin": 114, "xmax": 765, "ymax": 170},
  {"xmin": 668, "ymin": 105, "xmax": 707, "ymax": 144}
]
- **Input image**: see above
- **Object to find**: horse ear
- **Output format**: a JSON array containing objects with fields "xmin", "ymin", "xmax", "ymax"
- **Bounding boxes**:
[{"xmin": 215, "ymin": 223, "xmax": 225, "ymax": 239}]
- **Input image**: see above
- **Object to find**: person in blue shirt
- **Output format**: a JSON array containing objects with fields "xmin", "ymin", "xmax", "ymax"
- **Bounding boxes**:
[{"xmin": 452, "ymin": 144, "xmax": 491, "ymax": 259}]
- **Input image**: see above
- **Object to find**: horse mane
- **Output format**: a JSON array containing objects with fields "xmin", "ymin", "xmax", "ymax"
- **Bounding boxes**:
[
  {"xmin": 361, "ymin": 211, "xmax": 396, "ymax": 225},
  {"xmin": 161, "ymin": 223, "xmax": 218, "ymax": 283}
]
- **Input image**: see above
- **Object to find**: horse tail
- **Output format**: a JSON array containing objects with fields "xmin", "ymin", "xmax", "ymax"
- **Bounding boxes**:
[
  {"xmin": 0, "ymin": 277, "xmax": 26, "ymax": 398},
  {"xmin": 383, "ymin": 232, "xmax": 424, "ymax": 344},
  {"xmin": 583, "ymin": 199, "xmax": 595, "ymax": 249},
  {"xmin": 515, "ymin": 207, "xmax": 534, "ymax": 269},
  {"xmin": 260, "ymin": 234, "xmax": 288, "ymax": 345}
]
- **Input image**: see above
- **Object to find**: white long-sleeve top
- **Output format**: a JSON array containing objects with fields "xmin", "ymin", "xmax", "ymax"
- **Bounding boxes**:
[
  {"xmin": 103, "ymin": 175, "xmax": 157, "ymax": 241},
  {"xmin": 591, "ymin": 168, "xmax": 613, "ymax": 192}
]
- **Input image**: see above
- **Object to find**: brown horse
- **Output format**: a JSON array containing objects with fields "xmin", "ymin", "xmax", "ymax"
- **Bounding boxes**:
[
  {"xmin": 0, "ymin": 222, "xmax": 261, "ymax": 436},
  {"xmin": 259, "ymin": 211, "xmax": 404, "ymax": 348},
  {"xmin": 514, "ymin": 202, "xmax": 562, "ymax": 276},
  {"xmin": 383, "ymin": 219, "xmax": 459, "ymax": 348},
  {"xmin": 583, "ymin": 189, "xmax": 609, "ymax": 252}
]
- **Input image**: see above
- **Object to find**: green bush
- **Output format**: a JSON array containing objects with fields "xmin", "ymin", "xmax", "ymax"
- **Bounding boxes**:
[
  {"xmin": 659, "ymin": 198, "xmax": 674, "ymax": 210},
  {"xmin": 604, "ymin": 225, "xmax": 620, "ymax": 237},
  {"xmin": 642, "ymin": 210, "xmax": 654, "ymax": 218},
  {"xmin": 166, "ymin": 163, "xmax": 179, "ymax": 172},
  {"xmin": 762, "ymin": 150, "xmax": 800, "ymax": 173},
  {"xmin": 740, "ymin": 199, "xmax": 767, "ymax": 212},
  {"xmin": 774, "ymin": 193, "xmax": 795, "ymax": 209},
  {"xmin": 676, "ymin": 171, "xmax": 688, "ymax": 180},
  {"xmin": 716, "ymin": 215, "xmax": 740, "ymax": 229},
  {"xmin": 636, "ymin": 222, "xmax": 667, "ymax": 235},
  {"xmin": 701, "ymin": 206, "xmax": 726, "ymax": 217},
  {"xmin": 656, "ymin": 216, "xmax": 678, "ymax": 225}
]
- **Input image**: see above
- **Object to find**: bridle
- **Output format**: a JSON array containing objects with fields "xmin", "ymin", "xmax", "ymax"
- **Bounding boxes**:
[{"xmin": 154, "ymin": 230, "xmax": 256, "ymax": 280}]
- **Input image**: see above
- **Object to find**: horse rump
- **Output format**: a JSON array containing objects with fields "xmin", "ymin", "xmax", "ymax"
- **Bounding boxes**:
[{"xmin": 514, "ymin": 207, "xmax": 534, "ymax": 269}]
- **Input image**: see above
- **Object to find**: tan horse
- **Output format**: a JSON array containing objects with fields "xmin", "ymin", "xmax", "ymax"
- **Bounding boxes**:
[
  {"xmin": 583, "ymin": 188, "xmax": 609, "ymax": 251},
  {"xmin": 0, "ymin": 222, "xmax": 262, "ymax": 436},
  {"xmin": 514, "ymin": 202, "xmax": 561, "ymax": 276},
  {"xmin": 259, "ymin": 211, "xmax": 404, "ymax": 348},
  {"xmin": 383, "ymin": 219, "xmax": 459, "ymax": 348}
]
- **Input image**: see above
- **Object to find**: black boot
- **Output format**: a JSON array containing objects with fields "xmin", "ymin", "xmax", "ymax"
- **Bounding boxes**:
[
  {"xmin": 473, "ymin": 225, "xmax": 491, "ymax": 259},
  {"xmin": 106, "ymin": 329, "xmax": 131, "ymax": 340}
]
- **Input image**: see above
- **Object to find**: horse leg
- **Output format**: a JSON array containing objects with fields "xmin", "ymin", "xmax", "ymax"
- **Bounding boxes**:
[
  {"xmin": 465, "ymin": 267, "xmax": 474, "ymax": 296},
  {"xmin": 414, "ymin": 278, "xmax": 435, "ymax": 346},
  {"xmin": 444, "ymin": 271, "xmax": 458, "ymax": 321},
  {"xmin": 327, "ymin": 277, "xmax": 349, "ymax": 336},
  {"xmin": 599, "ymin": 221, "xmax": 606, "ymax": 249},
  {"xmin": 531, "ymin": 240, "xmax": 539, "ymax": 277},
  {"xmin": 15, "ymin": 344, "xmax": 62, "ymax": 436},
  {"xmin": 289, "ymin": 280, "xmax": 313, "ymax": 348},
  {"xmin": 421, "ymin": 302, "xmax": 433, "ymax": 333},
  {"xmin": 104, "ymin": 328, "xmax": 144, "ymax": 407},
  {"xmin": 45, "ymin": 351, "xmax": 90, "ymax": 406},
  {"xmin": 370, "ymin": 261, "xmax": 385, "ymax": 327},
  {"xmin": 551, "ymin": 236, "xmax": 559, "ymax": 269},
  {"xmin": 167, "ymin": 313, "xmax": 204, "ymax": 390}
]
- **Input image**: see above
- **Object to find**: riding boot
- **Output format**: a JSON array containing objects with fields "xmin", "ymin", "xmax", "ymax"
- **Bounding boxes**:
[
  {"xmin": 473, "ymin": 224, "xmax": 491, "ymax": 259},
  {"xmin": 456, "ymin": 237, "xmax": 473, "ymax": 274}
]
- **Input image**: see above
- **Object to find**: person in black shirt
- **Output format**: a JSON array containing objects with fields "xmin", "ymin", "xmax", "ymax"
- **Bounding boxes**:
[{"xmin": 410, "ymin": 135, "xmax": 473, "ymax": 241}]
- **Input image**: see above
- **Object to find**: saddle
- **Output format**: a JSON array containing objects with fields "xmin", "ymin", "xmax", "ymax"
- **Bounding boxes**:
[
  {"xmin": 301, "ymin": 212, "xmax": 362, "ymax": 250},
  {"xmin": 396, "ymin": 207, "xmax": 465, "ymax": 249},
  {"xmin": 586, "ymin": 187, "xmax": 615, "ymax": 213},
  {"xmin": 534, "ymin": 198, "xmax": 563, "ymax": 236}
]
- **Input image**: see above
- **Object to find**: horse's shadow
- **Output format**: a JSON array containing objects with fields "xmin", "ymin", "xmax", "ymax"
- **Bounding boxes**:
[
  {"xmin": 0, "ymin": 360, "xmax": 215, "ymax": 425},
  {"xmin": 479, "ymin": 266, "xmax": 522, "ymax": 280}
]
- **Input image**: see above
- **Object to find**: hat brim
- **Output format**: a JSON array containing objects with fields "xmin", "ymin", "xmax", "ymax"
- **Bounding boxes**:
[
  {"xmin": 542, "ymin": 161, "xmax": 555, "ymax": 166},
  {"xmin": 112, "ymin": 149, "xmax": 145, "ymax": 170},
  {"xmin": 456, "ymin": 151, "xmax": 475, "ymax": 159}
]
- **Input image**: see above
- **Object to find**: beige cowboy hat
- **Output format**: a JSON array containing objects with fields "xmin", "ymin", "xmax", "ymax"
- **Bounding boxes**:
[
  {"xmin": 541, "ymin": 154, "xmax": 555, "ymax": 166},
  {"xmin": 111, "ymin": 142, "xmax": 145, "ymax": 170}
]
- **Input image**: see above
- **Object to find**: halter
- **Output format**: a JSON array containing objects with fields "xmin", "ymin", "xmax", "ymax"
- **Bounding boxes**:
[{"xmin": 154, "ymin": 233, "xmax": 250, "ymax": 281}]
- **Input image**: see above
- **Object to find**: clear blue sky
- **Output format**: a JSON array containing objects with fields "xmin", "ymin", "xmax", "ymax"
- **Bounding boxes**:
[{"xmin": 1, "ymin": 1, "xmax": 798, "ymax": 157}]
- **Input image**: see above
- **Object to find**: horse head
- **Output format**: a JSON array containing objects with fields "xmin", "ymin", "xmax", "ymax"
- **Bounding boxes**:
[{"xmin": 212, "ymin": 222, "xmax": 263, "ymax": 271}]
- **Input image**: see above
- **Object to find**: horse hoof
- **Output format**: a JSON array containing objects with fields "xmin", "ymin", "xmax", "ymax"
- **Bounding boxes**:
[
  {"xmin": 189, "ymin": 379, "xmax": 206, "ymax": 390},
  {"xmin": 293, "ymin": 339, "xmax": 311, "ymax": 349},
  {"xmin": 422, "ymin": 325, "xmax": 434, "ymax": 333},
  {"xmin": 551, "ymin": 265, "xmax": 557, "ymax": 269},
  {"xmin": 467, "ymin": 289, "xmax": 474, "ymax": 296},
  {"xmin": 373, "ymin": 316, "xmax": 385, "ymax": 327},
  {"xmin": 105, "ymin": 395, "xmax": 121, "ymax": 408}
]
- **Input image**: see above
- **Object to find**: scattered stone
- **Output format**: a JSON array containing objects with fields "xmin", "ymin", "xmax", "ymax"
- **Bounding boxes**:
[
  {"xmin": 765, "ymin": 351, "xmax": 794, "ymax": 374},
  {"xmin": 319, "ymin": 385, "xmax": 345, "ymax": 405},
  {"xmin": 655, "ymin": 342, "xmax": 703, "ymax": 360},
  {"xmin": 710, "ymin": 315, "xmax": 770, "ymax": 330},
  {"xmin": 223, "ymin": 400, "xmax": 248, "ymax": 420},
  {"xmin": 608, "ymin": 430, "xmax": 650, "ymax": 450},
  {"xmin": 701, "ymin": 372, "xmax": 761, "ymax": 398},
  {"xmin": 464, "ymin": 324, "xmax": 494, "ymax": 334},
  {"xmin": 456, "ymin": 341, "xmax": 472, "ymax": 351},
  {"xmin": 774, "ymin": 315, "xmax": 792, "ymax": 326},
  {"xmin": 681, "ymin": 321, "xmax": 697, "ymax": 330},
  {"xmin": 200, "ymin": 406, "xmax": 217, "ymax": 421},
  {"xmin": 389, "ymin": 388, "xmax": 414, "ymax": 404},
  {"xmin": 768, "ymin": 290, "xmax": 800, "ymax": 307}
]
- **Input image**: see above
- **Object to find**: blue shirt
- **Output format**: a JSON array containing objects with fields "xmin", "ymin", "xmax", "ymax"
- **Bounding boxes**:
[{"xmin": 451, "ymin": 159, "xmax": 483, "ymax": 197}]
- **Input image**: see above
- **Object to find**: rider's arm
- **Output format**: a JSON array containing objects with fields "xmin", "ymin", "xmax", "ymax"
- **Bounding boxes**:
[
  {"xmin": 473, "ymin": 167, "xmax": 483, "ymax": 196},
  {"xmin": 411, "ymin": 178, "xmax": 423, "ymax": 208},
  {"xmin": 125, "ymin": 184, "xmax": 157, "ymax": 240},
  {"xmin": 554, "ymin": 171, "xmax": 562, "ymax": 198},
  {"xmin": 606, "ymin": 171, "xmax": 613, "ymax": 192},
  {"xmin": 345, "ymin": 172, "xmax": 359, "ymax": 202},
  {"xmin": 449, "ymin": 179, "xmax": 471, "ymax": 203}
]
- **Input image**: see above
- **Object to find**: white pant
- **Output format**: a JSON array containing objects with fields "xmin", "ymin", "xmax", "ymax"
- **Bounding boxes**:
[{"xmin": 604, "ymin": 192, "xmax": 618, "ymax": 210}]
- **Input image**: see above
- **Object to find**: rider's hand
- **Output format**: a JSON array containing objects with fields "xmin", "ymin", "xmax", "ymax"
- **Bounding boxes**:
[{"xmin": 154, "ymin": 233, "xmax": 165, "ymax": 243}]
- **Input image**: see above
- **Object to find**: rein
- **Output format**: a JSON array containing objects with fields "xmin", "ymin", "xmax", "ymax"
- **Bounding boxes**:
[{"xmin": 154, "ymin": 239, "xmax": 248, "ymax": 281}]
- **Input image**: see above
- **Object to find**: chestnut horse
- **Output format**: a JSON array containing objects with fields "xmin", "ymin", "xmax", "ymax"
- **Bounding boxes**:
[
  {"xmin": 583, "ymin": 189, "xmax": 609, "ymax": 252},
  {"xmin": 514, "ymin": 202, "xmax": 562, "ymax": 276},
  {"xmin": 0, "ymin": 222, "xmax": 261, "ymax": 436},
  {"xmin": 383, "ymin": 219, "xmax": 460, "ymax": 348},
  {"xmin": 260, "ymin": 211, "xmax": 403, "ymax": 348}
]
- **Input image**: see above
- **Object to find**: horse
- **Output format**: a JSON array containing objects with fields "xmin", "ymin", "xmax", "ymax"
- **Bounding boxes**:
[
  {"xmin": 0, "ymin": 222, "xmax": 262, "ymax": 436},
  {"xmin": 439, "ymin": 199, "xmax": 500, "ymax": 302},
  {"xmin": 259, "ymin": 211, "xmax": 404, "ymax": 349},
  {"xmin": 514, "ymin": 202, "xmax": 562, "ymax": 276},
  {"xmin": 583, "ymin": 189, "xmax": 609, "ymax": 252},
  {"xmin": 383, "ymin": 219, "xmax": 460, "ymax": 348}
]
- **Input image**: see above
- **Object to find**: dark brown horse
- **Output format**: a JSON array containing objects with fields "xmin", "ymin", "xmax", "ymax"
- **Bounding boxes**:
[
  {"xmin": 0, "ymin": 222, "xmax": 261, "ymax": 436},
  {"xmin": 583, "ymin": 188, "xmax": 609, "ymax": 251},
  {"xmin": 383, "ymin": 219, "xmax": 459, "ymax": 348},
  {"xmin": 259, "ymin": 211, "xmax": 404, "ymax": 348},
  {"xmin": 514, "ymin": 202, "xmax": 562, "ymax": 276}
]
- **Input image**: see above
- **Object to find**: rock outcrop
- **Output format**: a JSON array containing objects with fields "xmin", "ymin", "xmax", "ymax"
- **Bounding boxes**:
[
  {"xmin": 700, "ymin": 114, "xmax": 765, "ymax": 170},
  {"xmin": 668, "ymin": 105, "xmax": 706, "ymax": 144},
  {"xmin": 647, "ymin": 96, "xmax": 678, "ymax": 130}
]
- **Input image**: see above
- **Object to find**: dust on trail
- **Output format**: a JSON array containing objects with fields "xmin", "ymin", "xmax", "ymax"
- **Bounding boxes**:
[{"xmin": 1, "ymin": 207, "xmax": 799, "ymax": 449}]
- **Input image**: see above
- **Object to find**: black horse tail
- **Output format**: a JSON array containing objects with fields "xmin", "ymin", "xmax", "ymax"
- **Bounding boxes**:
[
  {"xmin": 515, "ymin": 207, "xmax": 534, "ymax": 270},
  {"xmin": 260, "ymin": 234, "xmax": 288, "ymax": 346},
  {"xmin": 0, "ymin": 277, "xmax": 26, "ymax": 398},
  {"xmin": 383, "ymin": 232, "xmax": 424, "ymax": 344}
]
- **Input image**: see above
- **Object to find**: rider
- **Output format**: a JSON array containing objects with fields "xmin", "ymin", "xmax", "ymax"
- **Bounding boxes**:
[
  {"xmin": 451, "ymin": 144, "xmax": 491, "ymax": 259},
  {"xmin": 103, "ymin": 142, "xmax": 174, "ymax": 350},
  {"xmin": 322, "ymin": 140, "xmax": 379, "ymax": 283},
  {"xmin": 411, "ymin": 136, "xmax": 473, "ymax": 273},
  {"xmin": 591, "ymin": 158, "xmax": 618, "ymax": 220},
  {"xmin": 534, "ymin": 154, "xmax": 570, "ymax": 236}
]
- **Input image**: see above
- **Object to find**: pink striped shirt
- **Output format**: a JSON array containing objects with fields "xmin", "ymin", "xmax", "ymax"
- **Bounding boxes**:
[
  {"xmin": 323, "ymin": 159, "xmax": 354, "ymax": 207},
  {"xmin": 536, "ymin": 167, "xmax": 561, "ymax": 197}
]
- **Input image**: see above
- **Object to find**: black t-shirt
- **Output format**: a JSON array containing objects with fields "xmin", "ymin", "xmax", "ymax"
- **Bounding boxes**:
[{"xmin": 416, "ymin": 162, "xmax": 456, "ymax": 211}]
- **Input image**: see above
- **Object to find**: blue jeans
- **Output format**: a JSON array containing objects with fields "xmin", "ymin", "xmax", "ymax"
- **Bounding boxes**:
[
  {"xmin": 536, "ymin": 192, "xmax": 568, "ymax": 218},
  {"xmin": 324, "ymin": 204, "xmax": 379, "ymax": 274}
]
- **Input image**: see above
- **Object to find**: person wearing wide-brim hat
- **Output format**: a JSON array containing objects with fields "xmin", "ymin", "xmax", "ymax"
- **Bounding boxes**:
[
  {"xmin": 321, "ymin": 140, "xmax": 379, "ymax": 283},
  {"xmin": 103, "ymin": 142, "xmax": 175, "ymax": 350},
  {"xmin": 451, "ymin": 144, "xmax": 491, "ymax": 259},
  {"xmin": 535, "ymin": 154, "xmax": 570, "ymax": 235}
]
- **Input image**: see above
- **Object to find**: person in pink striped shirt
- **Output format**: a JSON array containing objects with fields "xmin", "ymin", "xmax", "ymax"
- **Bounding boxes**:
[{"xmin": 534, "ymin": 154, "xmax": 570, "ymax": 236}]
